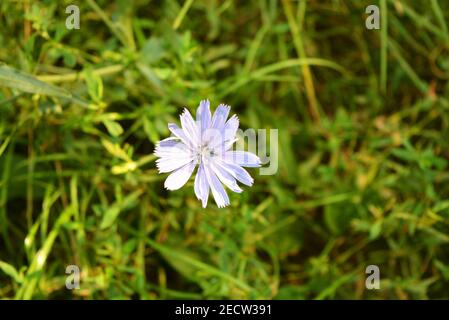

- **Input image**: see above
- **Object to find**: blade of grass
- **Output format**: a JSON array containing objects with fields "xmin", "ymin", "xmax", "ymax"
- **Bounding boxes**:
[
  {"xmin": 17, "ymin": 206, "xmax": 73, "ymax": 299},
  {"xmin": 146, "ymin": 238, "xmax": 254, "ymax": 293},
  {"xmin": 388, "ymin": 38, "xmax": 429, "ymax": 94},
  {"xmin": 173, "ymin": 0, "xmax": 195, "ymax": 30},
  {"xmin": 0, "ymin": 64, "xmax": 71, "ymax": 98},
  {"xmin": 36, "ymin": 64, "xmax": 124, "ymax": 83},
  {"xmin": 281, "ymin": 0, "xmax": 320, "ymax": 123},
  {"xmin": 380, "ymin": 0, "xmax": 388, "ymax": 94},
  {"xmin": 388, "ymin": 0, "xmax": 444, "ymax": 39},
  {"xmin": 430, "ymin": 0, "xmax": 449, "ymax": 44},
  {"xmin": 85, "ymin": 0, "xmax": 131, "ymax": 48},
  {"xmin": 123, "ymin": 225, "xmax": 254, "ymax": 293},
  {"xmin": 220, "ymin": 58, "xmax": 348, "ymax": 97},
  {"xmin": 0, "ymin": 143, "xmax": 14, "ymax": 254}
]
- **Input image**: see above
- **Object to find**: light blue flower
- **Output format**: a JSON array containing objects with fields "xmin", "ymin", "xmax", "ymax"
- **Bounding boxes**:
[{"xmin": 155, "ymin": 100, "xmax": 261, "ymax": 208}]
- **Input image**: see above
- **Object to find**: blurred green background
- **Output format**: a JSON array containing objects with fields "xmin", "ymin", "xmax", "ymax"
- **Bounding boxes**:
[{"xmin": 1, "ymin": 0, "xmax": 449, "ymax": 299}]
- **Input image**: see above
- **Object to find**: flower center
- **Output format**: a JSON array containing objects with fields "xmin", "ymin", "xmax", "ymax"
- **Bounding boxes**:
[{"xmin": 197, "ymin": 145, "xmax": 215, "ymax": 164}]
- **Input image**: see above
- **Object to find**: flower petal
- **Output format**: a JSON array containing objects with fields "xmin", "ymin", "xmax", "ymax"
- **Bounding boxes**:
[
  {"xmin": 164, "ymin": 161, "xmax": 196, "ymax": 190},
  {"xmin": 196, "ymin": 99, "xmax": 211, "ymax": 135},
  {"xmin": 168, "ymin": 123, "xmax": 194, "ymax": 147},
  {"xmin": 180, "ymin": 108, "xmax": 199, "ymax": 145},
  {"xmin": 156, "ymin": 156, "xmax": 194, "ymax": 173},
  {"xmin": 217, "ymin": 160, "xmax": 254, "ymax": 186},
  {"xmin": 203, "ymin": 164, "xmax": 230, "ymax": 208},
  {"xmin": 224, "ymin": 114, "xmax": 239, "ymax": 142},
  {"xmin": 210, "ymin": 160, "xmax": 243, "ymax": 193},
  {"xmin": 208, "ymin": 114, "xmax": 239, "ymax": 152},
  {"xmin": 224, "ymin": 151, "xmax": 261, "ymax": 167},
  {"xmin": 154, "ymin": 137, "xmax": 191, "ymax": 158},
  {"xmin": 194, "ymin": 163, "xmax": 209, "ymax": 208},
  {"xmin": 211, "ymin": 104, "xmax": 230, "ymax": 129},
  {"xmin": 155, "ymin": 137, "xmax": 194, "ymax": 173},
  {"xmin": 202, "ymin": 127, "xmax": 224, "ymax": 151}
]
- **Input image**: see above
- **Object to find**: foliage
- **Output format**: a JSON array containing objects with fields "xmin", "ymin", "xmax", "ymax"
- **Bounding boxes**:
[{"xmin": 1, "ymin": 0, "xmax": 449, "ymax": 299}]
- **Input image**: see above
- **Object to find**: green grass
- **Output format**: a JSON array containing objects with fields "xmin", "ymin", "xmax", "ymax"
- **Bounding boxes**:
[{"xmin": 1, "ymin": 0, "xmax": 449, "ymax": 299}]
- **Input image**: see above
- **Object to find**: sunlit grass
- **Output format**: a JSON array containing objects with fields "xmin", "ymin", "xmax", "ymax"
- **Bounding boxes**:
[{"xmin": 1, "ymin": 0, "xmax": 449, "ymax": 299}]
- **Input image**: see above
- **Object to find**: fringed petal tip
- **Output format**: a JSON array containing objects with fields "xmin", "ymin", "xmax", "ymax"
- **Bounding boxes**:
[{"xmin": 217, "ymin": 103, "xmax": 231, "ymax": 110}]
